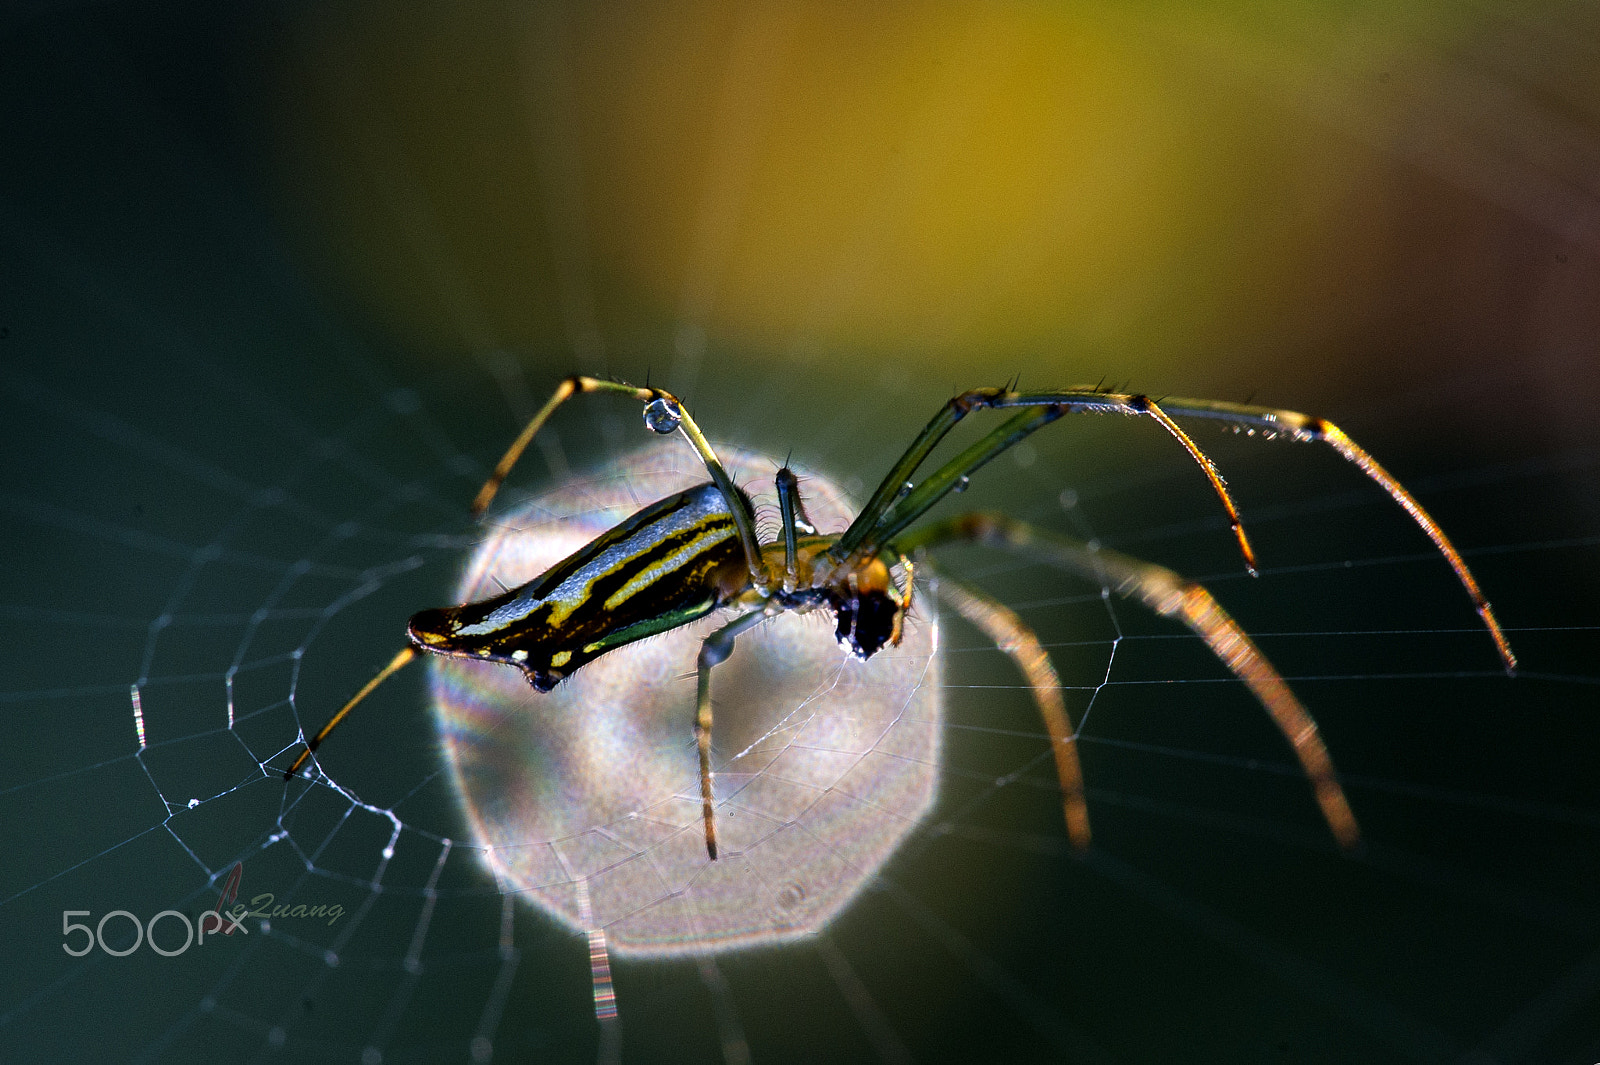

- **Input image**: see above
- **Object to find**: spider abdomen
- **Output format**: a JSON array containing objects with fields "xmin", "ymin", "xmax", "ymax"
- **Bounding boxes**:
[{"xmin": 407, "ymin": 482, "xmax": 746, "ymax": 687}]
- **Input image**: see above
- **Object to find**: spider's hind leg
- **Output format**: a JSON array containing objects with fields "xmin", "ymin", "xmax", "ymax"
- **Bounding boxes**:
[
  {"xmin": 899, "ymin": 513, "xmax": 1361, "ymax": 852},
  {"xmin": 284, "ymin": 647, "xmax": 418, "ymax": 780}
]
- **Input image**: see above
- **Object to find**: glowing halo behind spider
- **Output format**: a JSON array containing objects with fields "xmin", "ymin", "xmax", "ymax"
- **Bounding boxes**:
[{"xmin": 431, "ymin": 446, "xmax": 942, "ymax": 956}]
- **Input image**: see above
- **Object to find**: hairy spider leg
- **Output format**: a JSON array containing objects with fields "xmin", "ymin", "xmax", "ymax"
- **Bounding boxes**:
[
  {"xmin": 933, "ymin": 574, "xmax": 1090, "ymax": 850},
  {"xmin": 471, "ymin": 375, "xmax": 766, "ymax": 585},
  {"xmin": 695, "ymin": 608, "xmax": 771, "ymax": 859},
  {"xmin": 1136, "ymin": 396, "xmax": 1516, "ymax": 673},
  {"xmin": 831, "ymin": 387, "xmax": 1257, "ymax": 575},
  {"xmin": 284, "ymin": 647, "xmax": 418, "ymax": 779},
  {"xmin": 896, "ymin": 512, "xmax": 1362, "ymax": 851}
]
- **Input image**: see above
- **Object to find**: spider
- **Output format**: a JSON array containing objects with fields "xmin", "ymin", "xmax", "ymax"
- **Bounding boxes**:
[{"xmin": 286, "ymin": 375, "xmax": 1516, "ymax": 859}]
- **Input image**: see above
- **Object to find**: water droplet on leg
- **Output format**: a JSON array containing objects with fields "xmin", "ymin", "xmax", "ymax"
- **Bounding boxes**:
[{"xmin": 642, "ymin": 397, "xmax": 682, "ymax": 434}]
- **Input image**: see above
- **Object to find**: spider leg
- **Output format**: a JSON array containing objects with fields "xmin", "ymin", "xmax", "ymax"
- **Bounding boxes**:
[
  {"xmin": 284, "ymin": 647, "xmax": 418, "ymax": 780},
  {"xmin": 471, "ymin": 375, "xmax": 766, "ymax": 584},
  {"xmin": 831, "ymin": 388, "xmax": 1255, "ymax": 575},
  {"xmin": 896, "ymin": 513, "xmax": 1362, "ymax": 851},
  {"xmin": 694, "ymin": 608, "xmax": 770, "ymax": 860},
  {"xmin": 838, "ymin": 385, "xmax": 1512, "ymax": 674},
  {"xmin": 932, "ymin": 572, "xmax": 1090, "ymax": 851},
  {"xmin": 1134, "ymin": 396, "xmax": 1516, "ymax": 673},
  {"xmin": 775, "ymin": 467, "xmax": 804, "ymax": 592}
]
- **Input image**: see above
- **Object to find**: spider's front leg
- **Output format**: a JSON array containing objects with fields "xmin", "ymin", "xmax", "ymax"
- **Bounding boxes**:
[
  {"xmin": 897, "ymin": 513, "xmax": 1361, "ymax": 852},
  {"xmin": 693, "ymin": 608, "xmax": 770, "ymax": 859}
]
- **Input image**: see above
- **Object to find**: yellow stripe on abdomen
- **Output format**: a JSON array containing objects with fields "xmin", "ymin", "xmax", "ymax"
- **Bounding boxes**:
[{"xmin": 603, "ymin": 523, "xmax": 736, "ymax": 610}]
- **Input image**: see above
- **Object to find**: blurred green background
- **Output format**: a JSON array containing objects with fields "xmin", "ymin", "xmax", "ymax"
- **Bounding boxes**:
[{"xmin": 3, "ymin": 2, "xmax": 1599, "ymax": 1063}]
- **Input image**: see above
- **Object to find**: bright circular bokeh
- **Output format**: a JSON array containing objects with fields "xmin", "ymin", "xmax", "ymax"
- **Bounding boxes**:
[{"xmin": 431, "ymin": 445, "xmax": 942, "ymax": 956}]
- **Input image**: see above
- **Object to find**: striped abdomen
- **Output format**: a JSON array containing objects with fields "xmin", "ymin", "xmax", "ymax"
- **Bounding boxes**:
[{"xmin": 408, "ymin": 483, "xmax": 746, "ymax": 689}]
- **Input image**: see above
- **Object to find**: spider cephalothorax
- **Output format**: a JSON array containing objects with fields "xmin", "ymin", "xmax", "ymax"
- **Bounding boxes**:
[
  {"xmin": 816, "ymin": 553, "xmax": 910, "ymax": 659},
  {"xmin": 289, "ymin": 374, "xmax": 1515, "ymax": 864},
  {"xmin": 830, "ymin": 587, "xmax": 903, "ymax": 659}
]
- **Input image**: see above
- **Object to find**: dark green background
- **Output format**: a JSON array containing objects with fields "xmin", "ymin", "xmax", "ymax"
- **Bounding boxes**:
[{"xmin": 3, "ymin": 4, "xmax": 1598, "ymax": 1064}]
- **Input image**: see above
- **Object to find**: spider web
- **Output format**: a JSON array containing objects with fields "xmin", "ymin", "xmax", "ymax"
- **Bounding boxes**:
[
  {"xmin": 5, "ymin": 7, "xmax": 1600, "ymax": 1065},
  {"xmin": 6, "ymin": 316, "xmax": 1600, "ymax": 1065}
]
